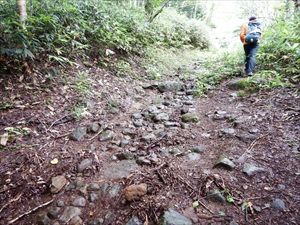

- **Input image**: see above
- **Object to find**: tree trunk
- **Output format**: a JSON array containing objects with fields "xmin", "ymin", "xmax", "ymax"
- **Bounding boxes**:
[{"xmin": 17, "ymin": 0, "xmax": 27, "ymax": 22}]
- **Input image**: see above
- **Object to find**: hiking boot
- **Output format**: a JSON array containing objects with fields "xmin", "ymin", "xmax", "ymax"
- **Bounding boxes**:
[{"xmin": 247, "ymin": 72, "xmax": 253, "ymax": 76}]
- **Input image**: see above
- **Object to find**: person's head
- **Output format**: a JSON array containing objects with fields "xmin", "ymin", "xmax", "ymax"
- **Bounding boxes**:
[{"xmin": 249, "ymin": 16, "xmax": 258, "ymax": 22}]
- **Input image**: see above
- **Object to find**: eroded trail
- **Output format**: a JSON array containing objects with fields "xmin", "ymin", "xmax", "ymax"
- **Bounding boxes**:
[{"xmin": 0, "ymin": 69, "xmax": 299, "ymax": 225}]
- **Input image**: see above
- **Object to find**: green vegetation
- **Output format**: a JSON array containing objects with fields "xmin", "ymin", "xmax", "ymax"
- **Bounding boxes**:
[{"xmin": 0, "ymin": 0, "xmax": 210, "ymax": 73}]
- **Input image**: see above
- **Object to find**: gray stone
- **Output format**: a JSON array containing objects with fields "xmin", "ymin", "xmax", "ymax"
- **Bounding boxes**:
[
  {"xmin": 57, "ymin": 200, "xmax": 65, "ymax": 207},
  {"xmin": 159, "ymin": 208, "xmax": 192, "ymax": 225},
  {"xmin": 207, "ymin": 189, "xmax": 226, "ymax": 203},
  {"xmin": 220, "ymin": 128, "xmax": 235, "ymax": 135},
  {"xmin": 271, "ymin": 198, "xmax": 285, "ymax": 211},
  {"xmin": 87, "ymin": 183, "xmax": 101, "ymax": 191},
  {"xmin": 126, "ymin": 216, "xmax": 143, "ymax": 225},
  {"xmin": 116, "ymin": 152, "xmax": 135, "ymax": 160},
  {"xmin": 132, "ymin": 113, "xmax": 142, "ymax": 119},
  {"xmin": 230, "ymin": 221, "xmax": 239, "ymax": 225},
  {"xmin": 184, "ymin": 153, "xmax": 201, "ymax": 161},
  {"xmin": 122, "ymin": 129, "xmax": 137, "ymax": 135},
  {"xmin": 136, "ymin": 157, "xmax": 151, "ymax": 165},
  {"xmin": 108, "ymin": 185, "xmax": 120, "ymax": 198},
  {"xmin": 103, "ymin": 212, "xmax": 117, "ymax": 225},
  {"xmin": 59, "ymin": 206, "xmax": 82, "ymax": 222},
  {"xmin": 120, "ymin": 140, "xmax": 130, "ymax": 148},
  {"xmin": 227, "ymin": 79, "xmax": 247, "ymax": 90},
  {"xmin": 89, "ymin": 218, "xmax": 104, "ymax": 225},
  {"xmin": 50, "ymin": 175, "xmax": 67, "ymax": 194},
  {"xmin": 103, "ymin": 160, "xmax": 139, "ymax": 180},
  {"xmin": 72, "ymin": 196, "xmax": 86, "ymax": 207},
  {"xmin": 214, "ymin": 156, "xmax": 236, "ymax": 170},
  {"xmin": 77, "ymin": 159, "xmax": 93, "ymax": 172},
  {"xmin": 69, "ymin": 215, "xmax": 83, "ymax": 225},
  {"xmin": 47, "ymin": 208, "xmax": 59, "ymax": 219},
  {"xmin": 88, "ymin": 193, "xmax": 99, "ymax": 202},
  {"xmin": 154, "ymin": 113, "xmax": 169, "ymax": 122},
  {"xmin": 88, "ymin": 123, "xmax": 100, "ymax": 133},
  {"xmin": 37, "ymin": 213, "xmax": 51, "ymax": 225},
  {"xmin": 99, "ymin": 130, "xmax": 114, "ymax": 141},
  {"xmin": 181, "ymin": 113, "xmax": 199, "ymax": 123},
  {"xmin": 100, "ymin": 183, "xmax": 109, "ymax": 196},
  {"xmin": 243, "ymin": 163, "xmax": 265, "ymax": 176},
  {"xmin": 157, "ymin": 81, "xmax": 184, "ymax": 92},
  {"xmin": 141, "ymin": 133, "xmax": 156, "ymax": 141},
  {"xmin": 191, "ymin": 146, "xmax": 205, "ymax": 153},
  {"xmin": 88, "ymin": 144, "xmax": 96, "ymax": 151},
  {"xmin": 69, "ymin": 127, "xmax": 87, "ymax": 141},
  {"xmin": 133, "ymin": 120, "xmax": 143, "ymax": 127}
]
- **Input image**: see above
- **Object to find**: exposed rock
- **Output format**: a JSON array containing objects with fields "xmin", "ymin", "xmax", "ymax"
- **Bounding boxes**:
[
  {"xmin": 87, "ymin": 123, "xmax": 100, "ymax": 133},
  {"xmin": 141, "ymin": 133, "xmax": 156, "ymax": 141},
  {"xmin": 37, "ymin": 213, "xmax": 51, "ymax": 225},
  {"xmin": 59, "ymin": 206, "xmax": 82, "ymax": 222},
  {"xmin": 100, "ymin": 183, "xmax": 109, "ymax": 196},
  {"xmin": 50, "ymin": 175, "xmax": 67, "ymax": 194},
  {"xmin": 126, "ymin": 216, "xmax": 143, "ymax": 225},
  {"xmin": 154, "ymin": 113, "xmax": 169, "ymax": 122},
  {"xmin": 99, "ymin": 130, "xmax": 114, "ymax": 141},
  {"xmin": 124, "ymin": 183, "xmax": 147, "ymax": 201},
  {"xmin": 214, "ymin": 156, "xmax": 236, "ymax": 170},
  {"xmin": 271, "ymin": 198, "xmax": 285, "ymax": 211},
  {"xmin": 159, "ymin": 208, "xmax": 192, "ymax": 225},
  {"xmin": 132, "ymin": 113, "xmax": 142, "ymax": 119},
  {"xmin": 116, "ymin": 152, "xmax": 135, "ymax": 160},
  {"xmin": 108, "ymin": 185, "xmax": 120, "ymax": 198},
  {"xmin": 191, "ymin": 145, "xmax": 206, "ymax": 153},
  {"xmin": 88, "ymin": 193, "xmax": 99, "ymax": 202},
  {"xmin": 77, "ymin": 159, "xmax": 93, "ymax": 172},
  {"xmin": 184, "ymin": 152, "xmax": 201, "ymax": 161},
  {"xmin": 181, "ymin": 113, "xmax": 199, "ymax": 123},
  {"xmin": 103, "ymin": 160, "xmax": 139, "ymax": 180},
  {"xmin": 72, "ymin": 196, "xmax": 86, "ymax": 207},
  {"xmin": 227, "ymin": 79, "xmax": 247, "ymax": 90},
  {"xmin": 207, "ymin": 189, "xmax": 226, "ymax": 203},
  {"xmin": 69, "ymin": 215, "xmax": 83, "ymax": 225},
  {"xmin": 157, "ymin": 81, "xmax": 184, "ymax": 92},
  {"xmin": 103, "ymin": 212, "xmax": 116, "ymax": 225},
  {"xmin": 243, "ymin": 163, "xmax": 265, "ymax": 176},
  {"xmin": 69, "ymin": 127, "xmax": 87, "ymax": 141},
  {"xmin": 87, "ymin": 183, "xmax": 101, "ymax": 191},
  {"xmin": 47, "ymin": 208, "xmax": 59, "ymax": 219}
]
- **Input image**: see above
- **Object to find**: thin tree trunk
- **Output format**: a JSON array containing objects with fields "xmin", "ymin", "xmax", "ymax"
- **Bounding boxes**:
[{"xmin": 17, "ymin": 0, "xmax": 27, "ymax": 22}]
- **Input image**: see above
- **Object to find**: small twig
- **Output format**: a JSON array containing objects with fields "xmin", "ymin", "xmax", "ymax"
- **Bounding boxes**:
[
  {"xmin": 0, "ymin": 193, "xmax": 22, "ymax": 214},
  {"xmin": 156, "ymin": 169, "xmax": 167, "ymax": 184},
  {"xmin": 46, "ymin": 113, "xmax": 72, "ymax": 132},
  {"xmin": 89, "ymin": 126, "xmax": 107, "ymax": 141},
  {"xmin": 245, "ymin": 207, "xmax": 248, "ymax": 221},
  {"xmin": 177, "ymin": 175, "xmax": 197, "ymax": 192},
  {"xmin": 198, "ymin": 200, "xmax": 214, "ymax": 214},
  {"xmin": 7, "ymin": 199, "xmax": 54, "ymax": 224}
]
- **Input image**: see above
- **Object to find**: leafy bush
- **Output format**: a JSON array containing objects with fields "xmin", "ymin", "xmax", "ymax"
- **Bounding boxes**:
[
  {"xmin": 0, "ymin": 0, "xmax": 211, "ymax": 71},
  {"xmin": 257, "ymin": 11, "xmax": 300, "ymax": 81}
]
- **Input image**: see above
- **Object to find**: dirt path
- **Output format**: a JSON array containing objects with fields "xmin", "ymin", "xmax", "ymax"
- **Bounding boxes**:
[{"xmin": 0, "ymin": 66, "xmax": 299, "ymax": 225}]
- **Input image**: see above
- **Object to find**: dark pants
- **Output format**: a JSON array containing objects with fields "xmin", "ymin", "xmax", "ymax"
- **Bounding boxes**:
[{"xmin": 243, "ymin": 43, "xmax": 259, "ymax": 74}]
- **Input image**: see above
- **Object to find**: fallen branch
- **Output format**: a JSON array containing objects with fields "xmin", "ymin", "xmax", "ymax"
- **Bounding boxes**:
[
  {"xmin": 0, "ymin": 193, "xmax": 22, "ymax": 214},
  {"xmin": 7, "ymin": 199, "xmax": 54, "ymax": 224}
]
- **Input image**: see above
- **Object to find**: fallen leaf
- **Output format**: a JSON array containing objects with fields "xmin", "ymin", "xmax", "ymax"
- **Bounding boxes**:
[
  {"xmin": 50, "ymin": 158, "xmax": 59, "ymax": 165},
  {"xmin": 197, "ymin": 213, "xmax": 213, "ymax": 219}
]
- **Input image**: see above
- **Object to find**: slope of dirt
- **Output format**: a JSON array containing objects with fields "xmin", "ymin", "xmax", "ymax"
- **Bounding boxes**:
[{"xmin": 0, "ymin": 61, "xmax": 299, "ymax": 225}]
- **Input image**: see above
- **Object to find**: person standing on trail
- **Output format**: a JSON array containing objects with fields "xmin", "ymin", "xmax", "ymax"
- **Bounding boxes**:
[{"xmin": 240, "ymin": 16, "xmax": 262, "ymax": 76}]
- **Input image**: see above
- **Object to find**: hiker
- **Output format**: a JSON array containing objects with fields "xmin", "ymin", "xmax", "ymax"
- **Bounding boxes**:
[{"xmin": 240, "ymin": 16, "xmax": 262, "ymax": 76}]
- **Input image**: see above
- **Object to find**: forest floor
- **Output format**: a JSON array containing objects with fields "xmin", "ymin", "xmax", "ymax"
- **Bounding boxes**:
[{"xmin": 0, "ymin": 56, "xmax": 299, "ymax": 225}]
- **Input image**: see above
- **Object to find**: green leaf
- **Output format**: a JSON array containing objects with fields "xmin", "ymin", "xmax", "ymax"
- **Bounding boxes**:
[
  {"xmin": 226, "ymin": 195, "xmax": 234, "ymax": 203},
  {"xmin": 192, "ymin": 201, "xmax": 199, "ymax": 208},
  {"xmin": 242, "ymin": 202, "xmax": 248, "ymax": 211}
]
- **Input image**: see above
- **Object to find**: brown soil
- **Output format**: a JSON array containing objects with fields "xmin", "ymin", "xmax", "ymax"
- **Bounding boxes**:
[{"xmin": 0, "ymin": 60, "xmax": 299, "ymax": 225}]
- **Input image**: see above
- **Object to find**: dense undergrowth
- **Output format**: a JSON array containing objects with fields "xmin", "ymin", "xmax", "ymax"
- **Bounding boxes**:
[{"xmin": 0, "ymin": 0, "xmax": 299, "ymax": 97}]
